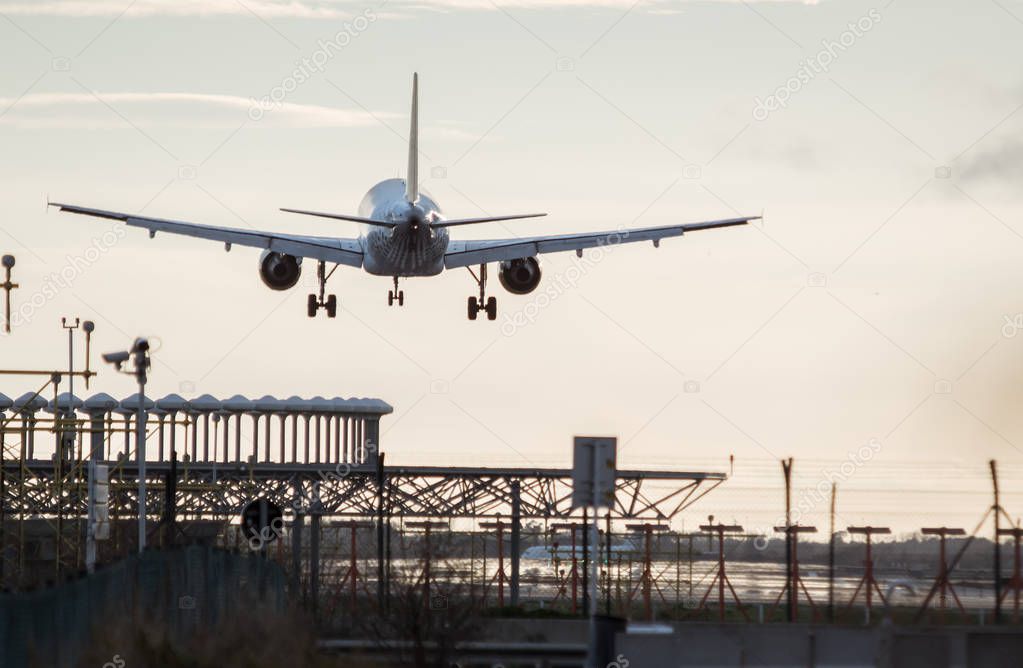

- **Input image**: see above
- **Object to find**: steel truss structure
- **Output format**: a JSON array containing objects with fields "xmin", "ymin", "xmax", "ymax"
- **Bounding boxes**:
[
  {"xmin": 0, "ymin": 389, "xmax": 726, "ymax": 590},
  {"xmin": 3, "ymin": 462, "xmax": 725, "ymax": 522}
]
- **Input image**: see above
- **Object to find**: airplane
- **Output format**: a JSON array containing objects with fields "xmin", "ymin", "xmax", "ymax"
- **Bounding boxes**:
[{"xmin": 50, "ymin": 73, "xmax": 759, "ymax": 321}]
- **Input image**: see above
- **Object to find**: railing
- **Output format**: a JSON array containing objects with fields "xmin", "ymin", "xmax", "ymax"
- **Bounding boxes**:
[{"xmin": 0, "ymin": 392, "xmax": 391, "ymax": 467}]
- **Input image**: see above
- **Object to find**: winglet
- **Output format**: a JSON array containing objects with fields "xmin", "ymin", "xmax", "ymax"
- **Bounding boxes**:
[{"xmin": 406, "ymin": 72, "xmax": 419, "ymax": 204}]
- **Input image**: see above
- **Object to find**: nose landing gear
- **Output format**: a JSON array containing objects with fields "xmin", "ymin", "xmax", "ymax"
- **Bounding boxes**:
[
  {"xmin": 388, "ymin": 276, "xmax": 405, "ymax": 306},
  {"xmin": 307, "ymin": 260, "xmax": 338, "ymax": 318},
  {"xmin": 467, "ymin": 264, "xmax": 497, "ymax": 321}
]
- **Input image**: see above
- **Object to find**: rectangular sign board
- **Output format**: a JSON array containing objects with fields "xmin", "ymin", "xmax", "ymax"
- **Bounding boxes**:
[{"xmin": 571, "ymin": 436, "xmax": 617, "ymax": 510}]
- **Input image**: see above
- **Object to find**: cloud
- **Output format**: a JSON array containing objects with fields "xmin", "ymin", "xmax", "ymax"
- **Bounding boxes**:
[
  {"xmin": 0, "ymin": 91, "xmax": 394, "ymax": 128},
  {"xmin": 0, "ymin": 0, "xmax": 820, "ymax": 17},
  {"xmin": 959, "ymin": 139, "xmax": 1023, "ymax": 187}
]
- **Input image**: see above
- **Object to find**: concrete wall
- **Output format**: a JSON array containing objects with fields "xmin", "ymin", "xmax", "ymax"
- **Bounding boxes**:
[{"xmin": 616, "ymin": 622, "xmax": 1023, "ymax": 667}]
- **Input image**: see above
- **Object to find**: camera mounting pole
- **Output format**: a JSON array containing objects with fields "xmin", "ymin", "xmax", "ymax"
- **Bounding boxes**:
[{"xmin": 102, "ymin": 337, "xmax": 151, "ymax": 553}]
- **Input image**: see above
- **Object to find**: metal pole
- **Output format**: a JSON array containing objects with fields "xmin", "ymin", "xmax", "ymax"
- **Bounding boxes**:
[
  {"xmin": 586, "ymin": 456, "xmax": 600, "ymax": 668},
  {"xmin": 311, "ymin": 510, "xmax": 321, "ymax": 617},
  {"xmin": 828, "ymin": 482, "xmax": 836, "ymax": 623},
  {"xmin": 992, "ymin": 460, "xmax": 1002, "ymax": 624},
  {"xmin": 291, "ymin": 481, "xmax": 304, "ymax": 600},
  {"xmin": 1, "ymin": 256, "xmax": 17, "ymax": 334},
  {"xmin": 606, "ymin": 513, "xmax": 612, "ymax": 615},
  {"xmin": 510, "ymin": 480, "xmax": 521, "ymax": 607},
  {"xmin": 136, "ymin": 347, "xmax": 147, "ymax": 553},
  {"xmin": 376, "ymin": 452, "xmax": 386, "ymax": 610},
  {"xmin": 782, "ymin": 458, "xmax": 793, "ymax": 622},
  {"xmin": 718, "ymin": 527, "xmax": 725, "ymax": 621},
  {"xmin": 582, "ymin": 507, "xmax": 589, "ymax": 615}
]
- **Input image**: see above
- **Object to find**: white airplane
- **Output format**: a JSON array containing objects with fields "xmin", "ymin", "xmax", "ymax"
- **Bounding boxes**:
[{"xmin": 51, "ymin": 73, "xmax": 758, "ymax": 321}]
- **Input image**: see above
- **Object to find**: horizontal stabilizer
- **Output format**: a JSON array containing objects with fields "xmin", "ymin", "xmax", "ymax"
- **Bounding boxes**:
[
  {"xmin": 432, "ymin": 213, "xmax": 547, "ymax": 229},
  {"xmin": 280, "ymin": 208, "xmax": 397, "ymax": 227}
]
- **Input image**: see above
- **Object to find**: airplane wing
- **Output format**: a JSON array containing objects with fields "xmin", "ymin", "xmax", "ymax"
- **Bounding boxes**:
[
  {"xmin": 49, "ymin": 203, "xmax": 364, "ymax": 268},
  {"xmin": 443, "ymin": 216, "xmax": 757, "ymax": 268}
]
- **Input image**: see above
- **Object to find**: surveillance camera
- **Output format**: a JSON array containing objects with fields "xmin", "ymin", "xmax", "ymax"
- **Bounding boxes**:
[
  {"xmin": 1, "ymin": 255, "xmax": 13, "ymax": 269},
  {"xmin": 132, "ymin": 337, "xmax": 149, "ymax": 353},
  {"xmin": 102, "ymin": 351, "xmax": 130, "ymax": 366}
]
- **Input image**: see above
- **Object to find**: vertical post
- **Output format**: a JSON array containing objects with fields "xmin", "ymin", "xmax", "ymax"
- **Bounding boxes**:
[
  {"xmin": 1013, "ymin": 531, "xmax": 1020, "ymax": 623},
  {"xmin": 423, "ymin": 524, "xmax": 432, "ymax": 604},
  {"xmin": 865, "ymin": 533, "xmax": 873, "ymax": 620},
  {"xmin": 606, "ymin": 513, "xmax": 612, "ymax": 615},
  {"xmin": 828, "ymin": 482, "xmax": 836, "ymax": 623},
  {"xmin": 377, "ymin": 452, "xmax": 386, "ymax": 610},
  {"xmin": 291, "ymin": 481, "xmax": 304, "ymax": 600},
  {"xmin": 582, "ymin": 507, "xmax": 589, "ymax": 616},
  {"xmin": 349, "ymin": 521, "xmax": 358, "ymax": 612},
  {"xmin": 510, "ymin": 480, "xmax": 521, "ymax": 607},
  {"xmin": 64, "ymin": 318, "xmax": 75, "ymax": 461},
  {"xmin": 688, "ymin": 534, "xmax": 694, "ymax": 601},
  {"xmin": 86, "ymin": 410, "xmax": 105, "ymax": 572},
  {"xmin": 939, "ymin": 532, "xmax": 948, "ymax": 610},
  {"xmin": 136, "ymin": 350, "xmax": 148, "ymax": 554},
  {"xmin": 571, "ymin": 525, "xmax": 578, "ymax": 614},
  {"xmin": 310, "ymin": 510, "xmax": 321, "ymax": 618},
  {"xmin": 643, "ymin": 527, "xmax": 652, "ymax": 621},
  {"xmin": 165, "ymin": 450, "xmax": 178, "ymax": 548},
  {"xmin": 264, "ymin": 414, "xmax": 271, "ymax": 463},
  {"xmin": 992, "ymin": 460, "xmax": 1002, "ymax": 624},
  {"xmin": 497, "ymin": 518, "xmax": 506, "ymax": 608},
  {"xmin": 718, "ymin": 526, "xmax": 725, "ymax": 622},
  {"xmin": 782, "ymin": 458, "xmax": 793, "ymax": 622},
  {"xmin": 365, "ymin": 417, "xmax": 379, "ymax": 462},
  {"xmin": 52, "ymin": 378, "xmax": 62, "ymax": 581},
  {"xmin": 1, "ymin": 255, "xmax": 16, "ymax": 334}
]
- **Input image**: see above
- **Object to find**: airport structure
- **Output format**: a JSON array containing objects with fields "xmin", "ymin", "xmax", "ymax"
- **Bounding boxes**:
[
  {"xmin": 0, "ymin": 389, "xmax": 726, "ymax": 597},
  {"xmin": 2, "ymin": 313, "xmax": 1022, "ymax": 667},
  {"xmin": 2, "ymin": 375, "xmax": 1023, "ymax": 666}
]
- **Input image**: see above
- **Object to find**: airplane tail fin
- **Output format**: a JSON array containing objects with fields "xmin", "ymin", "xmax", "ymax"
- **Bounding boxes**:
[{"xmin": 406, "ymin": 72, "xmax": 419, "ymax": 204}]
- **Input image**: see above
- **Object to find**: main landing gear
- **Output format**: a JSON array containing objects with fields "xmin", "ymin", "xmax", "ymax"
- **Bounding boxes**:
[
  {"xmin": 307, "ymin": 260, "xmax": 338, "ymax": 318},
  {"xmin": 467, "ymin": 264, "xmax": 497, "ymax": 321},
  {"xmin": 388, "ymin": 276, "xmax": 405, "ymax": 307}
]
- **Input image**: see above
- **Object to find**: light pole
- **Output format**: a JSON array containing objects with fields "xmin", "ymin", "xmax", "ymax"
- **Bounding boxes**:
[
  {"xmin": 103, "ymin": 337, "xmax": 151, "ymax": 553},
  {"xmin": 2, "ymin": 255, "xmax": 17, "ymax": 334}
]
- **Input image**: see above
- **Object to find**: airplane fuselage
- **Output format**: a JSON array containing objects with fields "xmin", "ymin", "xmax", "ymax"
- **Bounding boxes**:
[{"xmin": 358, "ymin": 178, "xmax": 448, "ymax": 277}]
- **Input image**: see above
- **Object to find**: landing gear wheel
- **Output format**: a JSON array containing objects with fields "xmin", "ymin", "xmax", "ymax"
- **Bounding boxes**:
[
  {"xmin": 467, "ymin": 264, "xmax": 496, "ymax": 322},
  {"xmin": 388, "ymin": 277, "xmax": 406, "ymax": 308},
  {"xmin": 308, "ymin": 261, "xmax": 341, "ymax": 318}
]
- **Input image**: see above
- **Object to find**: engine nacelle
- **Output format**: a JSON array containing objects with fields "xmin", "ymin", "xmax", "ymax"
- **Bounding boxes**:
[
  {"xmin": 259, "ymin": 250, "xmax": 302, "ymax": 290},
  {"xmin": 499, "ymin": 257, "xmax": 542, "ymax": 295}
]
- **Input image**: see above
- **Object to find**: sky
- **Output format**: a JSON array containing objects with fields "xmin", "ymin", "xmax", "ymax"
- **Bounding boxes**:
[{"xmin": 1, "ymin": 0, "xmax": 1022, "ymax": 536}]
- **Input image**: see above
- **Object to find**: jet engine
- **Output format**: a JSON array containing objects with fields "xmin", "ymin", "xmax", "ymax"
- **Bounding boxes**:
[
  {"xmin": 259, "ymin": 250, "xmax": 302, "ymax": 290},
  {"xmin": 498, "ymin": 257, "xmax": 542, "ymax": 295}
]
